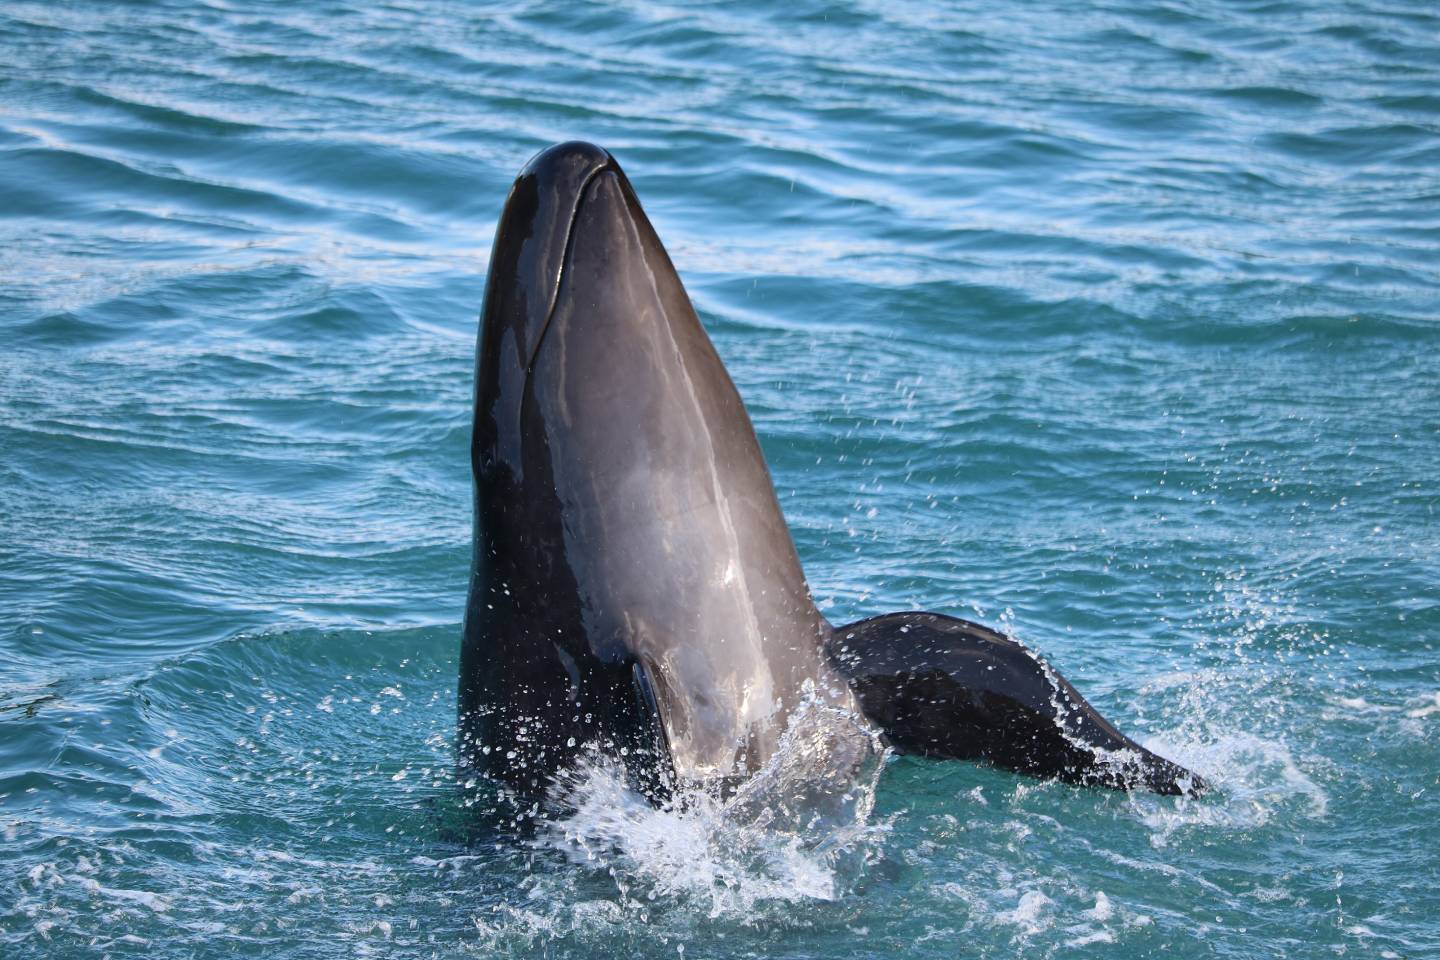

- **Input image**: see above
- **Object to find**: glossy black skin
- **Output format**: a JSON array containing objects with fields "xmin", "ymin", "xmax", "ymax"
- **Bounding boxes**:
[
  {"xmin": 460, "ymin": 141, "xmax": 1204, "ymax": 805},
  {"xmin": 827, "ymin": 613, "xmax": 1204, "ymax": 795}
]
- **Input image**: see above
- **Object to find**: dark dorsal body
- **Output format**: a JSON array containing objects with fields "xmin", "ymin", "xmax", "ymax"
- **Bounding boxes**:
[{"xmin": 460, "ymin": 142, "xmax": 1202, "ymax": 803}]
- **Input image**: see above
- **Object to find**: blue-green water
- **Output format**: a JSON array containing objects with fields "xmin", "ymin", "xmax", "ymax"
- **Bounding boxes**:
[{"xmin": 2, "ymin": 0, "xmax": 1437, "ymax": 956}]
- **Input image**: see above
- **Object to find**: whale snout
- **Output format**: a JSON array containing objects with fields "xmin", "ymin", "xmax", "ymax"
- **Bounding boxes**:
[
  {"xmin": 476, "ymin": 141, "xmax": 615, "ymax": 368},
  {"xmin": 522, "ymin": 140, "xmax": 613, "ymax": 191},
  {"xmin": 521, "ymin": 143, "xmax": 703, "ymax": 408}
]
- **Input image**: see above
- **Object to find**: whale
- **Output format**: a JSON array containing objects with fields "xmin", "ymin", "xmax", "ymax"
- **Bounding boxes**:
[{"xmin": 459, "ymin": 141, "xmax": 1204, "ymax": 806}]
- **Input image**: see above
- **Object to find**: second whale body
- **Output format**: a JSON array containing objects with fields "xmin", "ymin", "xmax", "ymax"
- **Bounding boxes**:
[{"xmin": 459, "ymin": 141, "xmax": 1203, "ymax": 807}]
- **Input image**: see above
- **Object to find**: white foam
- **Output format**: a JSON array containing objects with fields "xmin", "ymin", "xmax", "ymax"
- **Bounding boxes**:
[
  {"xmin": 78, "ymin": 877, "xmax": 171, "ymax": 913},
  {"xmin": 1405, "ymin": 692, "xmax": 1440, "ymax": 719},
  {"xmin": 993, "ymin": 890, "xmax": 1054, "ymax": 937},
  {"xmin": 1128, "ymin": 729, "xmax": 1328, "ymax": 847},
  {"xmin": 537, "ymin": 695, "xmax": 889, "ymax": 920},
  {"xmin": 1065, "ymin": 927, "xmax": 1117, "ymax": 947}
]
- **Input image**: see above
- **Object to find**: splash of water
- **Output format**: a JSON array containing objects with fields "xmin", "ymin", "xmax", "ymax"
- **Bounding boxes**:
[{"xmin": 537, "ymin": 690, "xmax": 889, "ymax": 919}]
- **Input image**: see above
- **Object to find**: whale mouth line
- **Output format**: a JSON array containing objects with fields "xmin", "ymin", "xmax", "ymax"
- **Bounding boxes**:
[{"xmin": 523, "ymin": 161, "xmax": 611, "ymax": 378}]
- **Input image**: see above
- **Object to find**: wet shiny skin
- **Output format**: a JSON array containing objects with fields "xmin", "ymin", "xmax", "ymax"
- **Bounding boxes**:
[{"xmin": 462, "ymin": 145, "xmax": 866, "ymax": 792}]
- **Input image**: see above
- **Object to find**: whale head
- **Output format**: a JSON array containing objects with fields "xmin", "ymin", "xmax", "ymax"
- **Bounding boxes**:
[{"xmin": 462, "ymin": 142, "xmax": 864, "ymax": 803}]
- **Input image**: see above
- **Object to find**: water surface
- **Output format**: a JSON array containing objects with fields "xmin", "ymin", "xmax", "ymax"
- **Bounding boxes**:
[{"xmin": 2, "ymin": 0, "xmax": 1438, "ymax": 957}]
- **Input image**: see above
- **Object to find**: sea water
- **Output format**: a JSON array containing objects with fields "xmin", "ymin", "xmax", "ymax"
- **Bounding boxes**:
[{"xmin": 1, "ymin": 0, "xmax": 1437, "ymax": 957}]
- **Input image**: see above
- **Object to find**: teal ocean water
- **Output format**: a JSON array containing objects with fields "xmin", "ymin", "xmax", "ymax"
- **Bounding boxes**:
[{"xmin": 2, "ymin": 0, "xmax": 1437, "ymax": 956}]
